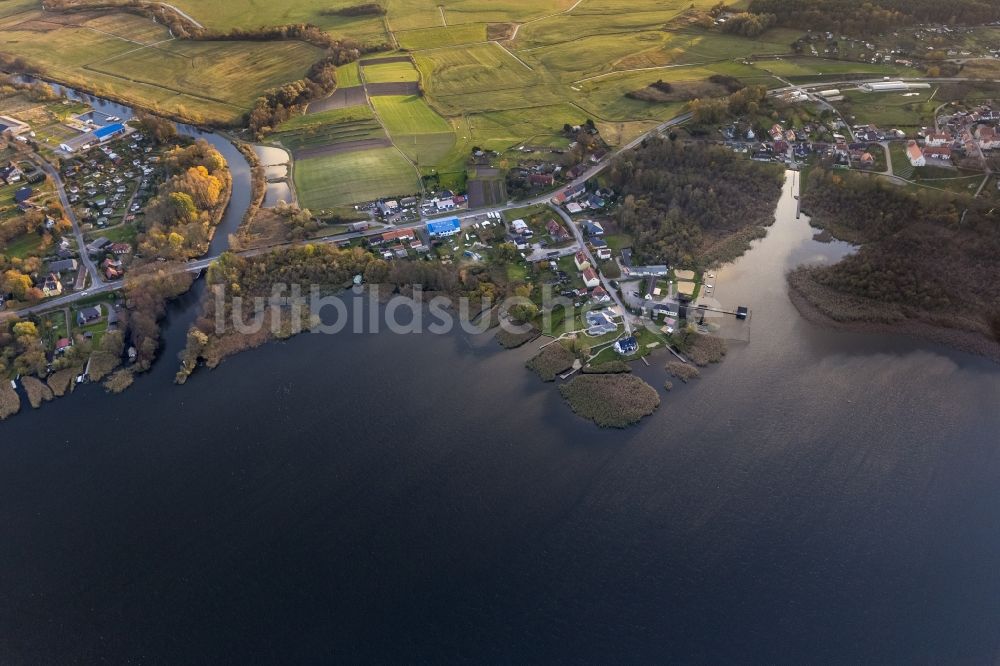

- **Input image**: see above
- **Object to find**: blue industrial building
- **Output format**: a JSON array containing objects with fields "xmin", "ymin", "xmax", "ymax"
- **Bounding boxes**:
[
  {"xmin": 426, "ymin": 217, "xmax": 461, "ymax": 237},
  {"xmin": 93, "ymin": 123, "xmax": 126, "ymax": 141}
]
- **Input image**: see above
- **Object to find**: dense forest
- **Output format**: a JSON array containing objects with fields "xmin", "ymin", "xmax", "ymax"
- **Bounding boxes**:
[
  {"xmin": 748, "ymin": 0, "xmax": 1000, "ymax": 32},
  {"xmin": 793, "ymin": 167, "xmax": 1000, "ymax": 343},
  {"xmin": 138, "ymin": 140, "xmax": 232, "ymax": 259},
  {"xmin": 607, "ymin": 138, "xmax": 784, "ymax": 267}
]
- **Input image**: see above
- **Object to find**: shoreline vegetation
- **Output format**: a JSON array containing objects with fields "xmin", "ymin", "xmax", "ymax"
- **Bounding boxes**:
[
  {"xmin": 559, "ymin": 374, "xmax": 660, "ymax": 429},
  {"xmin": 174, "ymin": 244, "xmax": 521, "ymax": 382},
  {"xmin": 0, "ymin": 123, "xmax": 232, "ymax": 420},
  {"xmin": 788, "ymin": 269, "xmax": 1000, "ymax": 362},
  {"xmin": 525, "ymin": 343, "xmax": 576, "ymax": 382},
  {"xmin": 787, "ymin": 166, "xmax": 1000, "ymax": 362}
]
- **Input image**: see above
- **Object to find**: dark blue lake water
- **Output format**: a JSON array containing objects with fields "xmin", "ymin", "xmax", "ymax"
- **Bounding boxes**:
[{"xmin": 1, "ymin": 158, "xmax": 999, "ymax": 662}]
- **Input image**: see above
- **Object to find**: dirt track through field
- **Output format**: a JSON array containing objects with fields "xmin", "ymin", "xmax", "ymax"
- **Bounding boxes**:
[{"xmin": 294, "ymin": 137, "xmax": 393, "ymax": 159}]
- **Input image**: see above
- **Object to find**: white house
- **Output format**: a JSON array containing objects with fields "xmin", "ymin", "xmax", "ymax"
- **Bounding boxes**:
[
  {"xmin": 906, "ymin": 140, "xmax": 926, "ymax": 167},
  {"xmin": 924, "ymin": 131, "xmax": 953, "ymax": 147}
]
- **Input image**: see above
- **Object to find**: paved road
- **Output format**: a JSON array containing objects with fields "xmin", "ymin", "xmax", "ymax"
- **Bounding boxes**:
[
  {"xmin": 33, "ymin": 157, "xmax": 102, "ymax": 287},
  {"xmin": 550, "ymin": 202, "xmax": 633, "ymax": 334}
]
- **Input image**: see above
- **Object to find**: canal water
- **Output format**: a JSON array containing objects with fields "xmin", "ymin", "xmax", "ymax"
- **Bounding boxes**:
[{"xmin": 2, "ymin": 115, "xmax": 1000, "ymax": 662}]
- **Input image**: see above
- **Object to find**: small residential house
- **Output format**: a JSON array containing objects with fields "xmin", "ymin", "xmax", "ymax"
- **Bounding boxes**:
[
  {"xmin": 591, "ymin": 286, "xmax": 611, "ymax": 303},
  {"xmin": 614, "ymin": 336, "xmax": 639, "ymax": 356},
  {"xmin": 581, "ymin": 266, "xmax": 600, "ymax": 289},
  {"xmin": 109, "ymin": 242, "xmax": 132, "ymax": 255},
  {"xmin": 510, "ymin": 218, "xmax": 529, "ymax": 235},
  {"xmin": 585, "ymin": 310, "xmax": 617, "ymax": 336},
  {"xmin": 13, "ymin": 186, "xmax": 32, "ymax": 204},
  {"xmin": 546, "ymin": 219, "xmax": 570, "ymax": 242},
  {"xmin": 906, "ymin": 140, "xmax": 926, "ymax": 167},
  {"xmin": 41, "ymin": 273, "xmax": 63, "ymax": 297},
  {"xmin": 55, "ymin": 338, "xmax": 73, "ymax": 354},
  {"xmin": 574, "ymin": 251, "xmax": 591, "ymax": 271},
  {"xmin": 48, "ymin": 258, "xmax": 79, "ymax": 275},
  {"xmin": 77, "ymin": 306, "xmax": 103, "ymax": 327}
]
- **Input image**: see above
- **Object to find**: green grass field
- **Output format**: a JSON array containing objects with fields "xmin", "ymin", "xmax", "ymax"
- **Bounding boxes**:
[
  {"xmin": 0, "ymin": 10, "xmax": 323, "ymax": 124},
  {"xmin": 295, "ymin": 147, "xmax": 420, "ymax": 208},
  {"xmin": 395, "ymin": 23, "xmax": 487, "ymax": 50},
  {"xmin": 416, "ymin": 42, "xmax": 540, "ymax": 96},
  {"xmin": 7, "ymin": 0, "xmax": 918, "ymax": 206},
  {"xmin": 281, "ymin": 107, "xmax": 377, "ymax": 130},
  {"xmin": 362, "ymin": 61, "xmax": 420, "ymax": 83},
  {"xmin": 836, "ymin": 89, "xmax": 937, "ymax": 129},
  {"xmin": 164, "ymin": 0, "xmax": 388, "ymax": 42},
  {"xmin": 336, "ymin": 61, "xmax": 362, "ymax": 87},
  {"xmin": 372, "ymin": 95, "xmax": 452, "ymax": 134},
  {"xmin": 274, "ymin": 118, "xmax": 386, "ymax": 153}
]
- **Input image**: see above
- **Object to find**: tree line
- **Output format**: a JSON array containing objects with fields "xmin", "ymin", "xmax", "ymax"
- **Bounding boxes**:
[{"xmin": 748, "ymin": 0, "xmax": 1000, "ymax": 33}]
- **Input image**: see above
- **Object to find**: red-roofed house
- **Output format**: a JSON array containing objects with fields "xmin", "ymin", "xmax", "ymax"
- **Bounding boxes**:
[
  {"xmin": 976, "ymin": 126, "xmax": 999, "ymax": 150},
  {"xmin": 924, "ymin": 131, "xmax": 953, "ymax": 147},
  {"xmin": 923, "ymin": 145, "xmax": 952, "ymax": 162},
  {"xmin": 546, "ymin": 219, "xmax": 570, "ymax": 242},
  {"xmin": 581, "ymin": 266, "xmax": 600, "ymax": 288},
  {"xmin": 574, "ymin": 250, "xmax": 591, "ymax": 271},
  {"xmin": 906, "ymin": 140, "xmax": 926, "ymax": 167}
]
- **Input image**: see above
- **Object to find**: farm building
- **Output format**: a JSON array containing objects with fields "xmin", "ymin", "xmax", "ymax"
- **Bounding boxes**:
[{"xmin": 426, "ymin": 217, "xmax": 461, "ymax": 237}]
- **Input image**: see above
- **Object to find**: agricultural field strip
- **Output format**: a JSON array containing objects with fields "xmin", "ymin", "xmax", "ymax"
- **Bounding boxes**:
[
  {"xmin": 506, "ymin": 0, "xmax": 584, "ymax": 41},
  {"xmin": 83, "ymin": 37, "xmax": 178, "ymax": 67}
]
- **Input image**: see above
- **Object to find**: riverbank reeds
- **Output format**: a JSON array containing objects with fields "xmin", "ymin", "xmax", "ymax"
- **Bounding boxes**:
[
  {"xmin": 666, "ymin": 361, "xmax": 700, "ymax": 383},
  {"xmin": 559, "ymin": 374, "xmax": 660, "ymax": 428},
  {"xmin": 526, "ymin": 343, "xmax": 575, "ymax": 382},
  {"xmin": 21, "ymin": 376, "xmax": 53, "ymax": 408},
  {"xmin": 0, "ymin": 384, "xmax": 20, "ymax": 420}
]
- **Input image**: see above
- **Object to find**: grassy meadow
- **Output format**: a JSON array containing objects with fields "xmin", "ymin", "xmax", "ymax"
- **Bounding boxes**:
[
  {"xmin": 0, "ymin": 0, "xmax": 918, "ymax": 205},
  {"xmin": 0, "ymin": 9, "xmax": 322, "ymax": 124},
  {"xmin": 362, "ymin": 61, "xmax": 420, "ymax": 83},
  {"xmin": 294, "ymin": 147, "xmax": 420, "ymax": 209}
]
